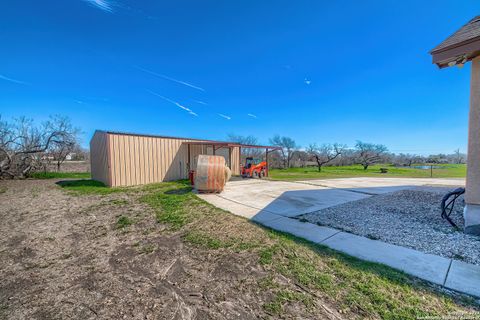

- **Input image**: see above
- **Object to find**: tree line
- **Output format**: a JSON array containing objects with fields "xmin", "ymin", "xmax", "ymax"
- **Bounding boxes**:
[
  {"xmin": 0, "ymin": 116, "xmax": 82, "ymax": 179},
  {"xmin": 0, "ymin": 115, "xmax": 465, "ymax": 180},
  {"xmin": 228, "ymin": 134, "xmax": 466, "ymax": 170}
]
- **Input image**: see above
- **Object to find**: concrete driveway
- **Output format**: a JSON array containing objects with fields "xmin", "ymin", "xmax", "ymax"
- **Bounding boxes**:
[
  {"xmin": 197, "ymin": 177, "xmax": 465, "ymax": 220},
  {"xmin": 196, "ymin": 177, "xmax": 480, "ymax": 299}
]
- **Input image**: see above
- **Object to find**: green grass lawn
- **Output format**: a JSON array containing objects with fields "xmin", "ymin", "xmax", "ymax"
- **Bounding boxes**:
[
  {"xmin": 58, "ymin": 179, "xmax": 477, "ymax": 318},
  {"xmin": 30, "ymin": 171, "xmax": 91, "ymax": 179},
  {"xmin": 269, "ymin": 164, "xmax": 467, "ymax": 181}
]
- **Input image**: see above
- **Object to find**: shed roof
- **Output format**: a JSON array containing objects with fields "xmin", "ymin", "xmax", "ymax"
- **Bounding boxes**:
[
  {"xmin": 430, "ymin": 15, "xmax": 480, "ymax": 68},
  {"xmin": 183, "ymin": 141, "xmax": 281, "ymax": 150},
  {"xmin": 97, "ymin": 130, "xmax": 280, "ymax": 150}
]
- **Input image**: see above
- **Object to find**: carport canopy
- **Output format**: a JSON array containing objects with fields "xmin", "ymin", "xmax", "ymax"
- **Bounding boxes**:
[{"xmin": 183, "ymin": 140, "xmax": 281, "ymax": 175}]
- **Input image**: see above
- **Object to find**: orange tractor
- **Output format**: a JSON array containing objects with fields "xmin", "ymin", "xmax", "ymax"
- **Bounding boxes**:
[{"xmin": 241, "ymin": 157, "xmax": 268, "ymax": 178}]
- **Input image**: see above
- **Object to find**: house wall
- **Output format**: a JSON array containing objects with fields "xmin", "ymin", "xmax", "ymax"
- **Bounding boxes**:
[
  {"xmin": 466, "ymin": 56, "xmax": 480, "ymax": 206},
  {"xmin": 90, "ymin": 131, "xmax": 241, "ymax": 187}
]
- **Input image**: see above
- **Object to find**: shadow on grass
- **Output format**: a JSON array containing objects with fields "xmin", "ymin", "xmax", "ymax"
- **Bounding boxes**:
[
  {"xmin": 31, "ymin": 172, "xmax": 91, "ymax": 179},
  {"xmin": 56, "ymin": 179, "xmax": 105, "ymax": 188},
  {"xmin": 164, "ymin": 187, "xmax": 192, "ymax": 195},
  {"xmin": 56, "ymin": 179, "xmax": 121, "ymax": 195}
]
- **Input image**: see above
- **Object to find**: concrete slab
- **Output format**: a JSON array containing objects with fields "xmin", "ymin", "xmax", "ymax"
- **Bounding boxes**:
[
  {"xmin": 322, "ymin": 232, "xmax": 451, "ymax": 285},
  {"xmin": 299, "ymin": 177, "xmax": 465, "ymax": 195},
  {"xmin": 218, "ymin": 180, "xmax": 370, "ymax": 217},
  {"xmin": 261, "ymin": 217, "xmax": 340, "ymax": 243},
  {"xmin": 196, "ymin": 194, "xmax": 262, "ymax": 219},
  {"xmin": 445, "ymin": 260, "xmax": 480, "ymax": 298},
  {"xmin": 202, "ymin": 177, "xmax": 464, "ymax": 220}
]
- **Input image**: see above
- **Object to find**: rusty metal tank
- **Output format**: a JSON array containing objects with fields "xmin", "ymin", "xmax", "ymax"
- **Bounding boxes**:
[{"xmin": 194, "ymin": 155, "xmax": 231, "ymax": 193}]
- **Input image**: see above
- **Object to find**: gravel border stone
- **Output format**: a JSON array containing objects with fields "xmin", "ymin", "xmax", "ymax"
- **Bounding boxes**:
[{"xmin": 299, "ymin": 187, "xmax": 480, "ymax": 265}]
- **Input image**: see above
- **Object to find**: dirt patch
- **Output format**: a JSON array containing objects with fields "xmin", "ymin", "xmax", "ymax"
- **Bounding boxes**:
[{"xmin": 0, "ymin": 179, "xmax": 342, "ymax": 319}]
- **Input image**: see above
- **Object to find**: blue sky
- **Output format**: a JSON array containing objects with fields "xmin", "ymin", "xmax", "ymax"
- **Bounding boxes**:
[{"xmin": 0, "ymin": 0, "xmax": 478, "ymax": 154}]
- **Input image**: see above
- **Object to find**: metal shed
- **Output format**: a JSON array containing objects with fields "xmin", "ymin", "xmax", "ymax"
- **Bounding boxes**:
[{"xmin": 90, "ymin": 130, "xmax": 278, "ymax": 187}]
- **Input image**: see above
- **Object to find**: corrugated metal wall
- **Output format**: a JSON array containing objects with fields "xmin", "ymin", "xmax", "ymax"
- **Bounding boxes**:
[
  {"xmin": 90, "ymin": 131, "xmax": 110, "ymax": 186},
  {"xmin": 90, "ymin": 131, "xmax": 241, "ymax": 187},
  {"xmin": 231, "ymin": 147, "xmax": 240, "ymax": 175}
]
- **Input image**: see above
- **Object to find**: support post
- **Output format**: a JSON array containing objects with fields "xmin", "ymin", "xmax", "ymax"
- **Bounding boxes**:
[
  {"xmin": 465, "ymin": 56, "xmax": 480, "ymax": 235},
  {"xmin": 239, "ymin": 147, "xmax": 242, "ymax": 175},
  {"xmin": 228, "ymin": 147, "xmax": 232, "ymax": 169},
  {"xmin": 265, "ymin": 148, "xmax": 269, "ymax": 177},
  {"xmin": 187, "ymin": 144, "xmax": 191, "ymax": 172}
]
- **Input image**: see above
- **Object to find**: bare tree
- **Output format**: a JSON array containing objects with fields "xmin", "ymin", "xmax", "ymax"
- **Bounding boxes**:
[
  {"xmin": 308, "ymin": 143, "xmax": 345, "ymax": 172},
  {"xmin": 47, "ymin": 116, "xmax": 80, "ymax": 171},
  {"xmin": 292, "ymin": 150, "xmax": 309, "ymax": 168},
  {"xmin": 269, "ymin": 135, "xmax": 298, "ymax": 168},
  {"xmin": 453, "ymin": 149, "xmax": 464, "ymax": 164},
  {"xmin": 227, "ymin": 134, "xmax": 262, "ymax": 157},
  {"xmin": 69, "ymin": 144, "xmax": 89, "ymax": 161},
  {"xmin": 394, "ymin": 153, "xmax": 422, "ymax": 167},
  {"xmin": 354, "ymin": 141, "xmax": 388, "ymax": 170},
  {"xmin": 0, "ymin": 115, "xmax": 80, "ymax": 179}
]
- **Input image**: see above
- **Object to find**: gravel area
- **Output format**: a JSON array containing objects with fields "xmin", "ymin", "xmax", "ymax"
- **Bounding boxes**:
[{"xmin": 299, "ymin": 187, "xmax": 480, "ymax": 265}]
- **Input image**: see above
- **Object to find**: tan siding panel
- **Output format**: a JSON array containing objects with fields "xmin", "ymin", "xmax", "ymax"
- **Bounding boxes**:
[
  {"xmin": 148, "ymin": 137, "xmax": 154, "ymax": 184},
  {"xmin": 118, "ymin": 135, "xmax": 124, "ymax": 186},
  {"xmin": 165, "ymin": 139, "xmax": 171, "ymax": 181},
  {"xmin": 111, "ymin": 135, "xmax": 117, "ymax": 186},
  {"xmin": 94, "ymin": 131, "xmax": 250, "ymax": 186},
  {"xmin": 90, "ymin": 131, "xmax": 110, "ymax": 186},
  {"xmin": 157, "ymin": 138, "xmax": 162, "ymax": 182},
  {"xmin": 139, "ymin": 136, "xmax": 145, "ymax": 185},
  {"xmin": 150, "ymin": 138, "xmax": 155, "ymax": 183},
  {"xmin": 109, "ymin": 134, "xmax": 117, "ymax": 187},
  {"xmin": 157, "ymin": 139, "xmax": 162, "ymax": 181},
  {"xmin": 132, "ymin": 136, "xmax": 138, "ymax": 186},
  {"xmin": 109, "ymin": 134, "xmax": 115, "ymax": 187},
  {"xmin": 120, "ymin": 135, "xmax": 126, "ymax": 186},
  {"xmin": 144, "ymin": 137, "xmax": 150, "ymax": 184},
  {"xmin": 160, "ymin": 139, "xmax": 166, "ymax": 181},
  {"xmin": 115, "ymin": 135, "xmax": 122, "ymax": 186},
  {"xmin": 231, "ymin": 147, "xmax": 240, "ymax": 175},
  {"xmin": 128, "ymin": 135, "xmax": 134, "ymax": 186},
  {"xmin": 151, "ymin": 138, "xmax": 156, "ymax": 183},
  {"xmin": 123, "ymin": 135, "xmax": 131, "ymax": 187},
  {"xmin": 132, "ymin": 136, "xmax": 139, "ymax": 186}
]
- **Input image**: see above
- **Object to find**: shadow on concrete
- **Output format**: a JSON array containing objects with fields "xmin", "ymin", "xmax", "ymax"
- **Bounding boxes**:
[{"xmin": 227, "ymin": 181, "xmax": 437, "ymax": 218}]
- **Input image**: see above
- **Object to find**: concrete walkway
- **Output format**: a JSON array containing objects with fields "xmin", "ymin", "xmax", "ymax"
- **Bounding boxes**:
[{"xmin": 198, "ymin": 177, "xmax": 480, "ymax": 299}]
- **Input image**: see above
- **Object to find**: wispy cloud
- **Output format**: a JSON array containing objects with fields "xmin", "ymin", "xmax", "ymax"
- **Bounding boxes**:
[
  {"xmin": 136, "ymin": 66, "xmax": 205, "ymax": 92},
  {"xmin": 147, "ymin": 90, "xmax": 198, "ymax": 116},
  {"xmin": 0, "ymin": 74, "xmax": 29, "ymax": 85},
  {"xmin": 247, "ymin": 113, "xmax": 257, "ymax": 119},
  {"xmin": 83, "ymin": 0, "xmax": 113, "ymax": 12},
  {"xmin": 115, "ymin": 3, "xmax": 158, "ymax": 20},
  {"xmin": 193, "ymin": 99, "xmax": 207, "ymax": 105},
  {"xmin": 218, "ymin": 113, "xmax": 231, "ymax": 120},
  {"xmin": 304, "ymin": 78, "xmax": 312, "ymax": 85}
]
